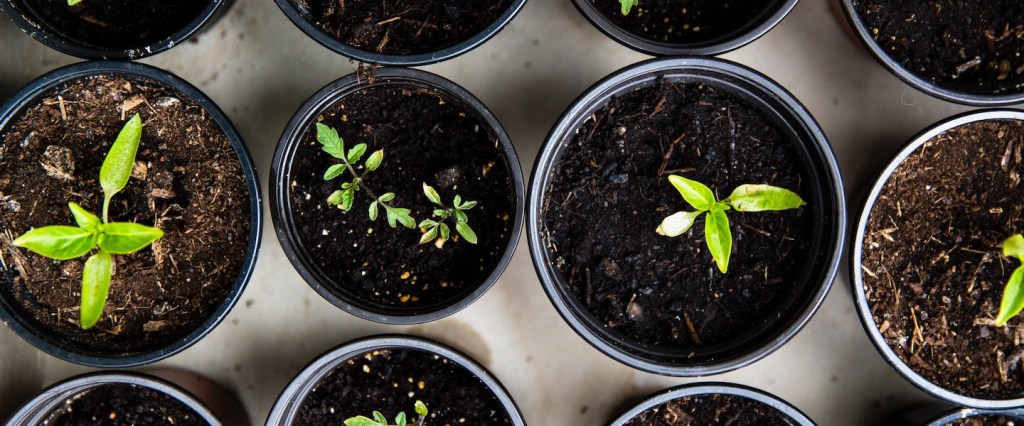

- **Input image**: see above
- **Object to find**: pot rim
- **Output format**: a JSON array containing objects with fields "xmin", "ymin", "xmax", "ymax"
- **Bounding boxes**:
[
  {"xmin": 837, "ymin": 0, "xmax": 1024, "ymax": 106},
  {"xmin": 527, "ymin": 56, "xmax": 846, "ymax": 376},
  {"xmin": 924, "ymin": 407, "xmax": 1024, "ymax": 425},
  {"xmin": 270, "ymin": 67, "xmax": 524, "ymax": 324},
  {"xmin": 0, "ymin": 0, "xmax": 232, "ymax": 60},
  {"xmin": 264, "ymin": 334, "xmax": 526, "ymax": 426},
  {"xmin": 272, "ymin": 0, "xmax": 525, "ymax": 66},
  {"xmin": 5, "ymin": 371, "xmax": 221, "ymax": 425},
  {"xmin": 850, "ymin": 108, "xmax": 1024, "ymax": 409},
  {"xmin": 606, "ymin": 382, "xmax": 815, "ymax": 425},
  {"xmin": 0, "ymin": 60, "xmax": 263, "ymax": 367}
]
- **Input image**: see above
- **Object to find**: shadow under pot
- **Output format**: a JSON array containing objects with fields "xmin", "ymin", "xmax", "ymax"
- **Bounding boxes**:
[
  {"xmin": 572, "ymin": 0, "xmax": 798, "ymax": 56},
  {"xmin": 896, "ymin": 405, "xmax": 1024, "ymax": 426},
  {"xmin": 0, "ymin": 61, "xmax": 262, "ymax": 367},
  {"xmin": 274, "ymin": 0, "xmax": 524, "ymax": 66},
  {"xmin": 266, "ymin": 335, "xmax": 525, "ymax": 425},
  {"xmin": 852, "ymin": 110, "xmax": 1024, "ymax": 408},
  {"xmin": 838, "ymin": 0, "xmax": 1024, "ymax": 106},
  {"xmin": 0, "ymin": 0, "xmax": 232, "ymax": 60},
  {"xmin": 529, "ymin": 56, "xmax": 845, "ymax": 376},
  {"xmin": 608, "ymin": 383, "xmax": 815, "ymax": 425},
  {"xmin": 271, "ymin": 68, "xmax": 523, "ymax": 324}
]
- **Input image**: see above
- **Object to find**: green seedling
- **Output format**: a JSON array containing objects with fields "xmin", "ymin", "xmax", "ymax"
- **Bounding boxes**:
[
  {"xmin": 418, "ymin": 183, "xmax": 478, "ymax": 247},
  {"xmin": 344, "ymin": 401, "xmax": 428, "ymax": 426},
  {"xmin": 996, "ymin": 234, "xmax": 1024, "ymax": 326},
  {"xmin": 12, "ymin": 114, "xmax": 163, "ymax": 329},
  {"xmin": 656, "ymin": 175, "xmax": 805, "ymax": 273},
  {"xmin": 317, "ymin": 123, "xmax": 415, "ymax": 229},
  {"xmin": 619, "ymin": 0, "xmax": 637, "ymax": 14},
  {"xmin": 67, "ymin": 0, "xmax": 82, "ymax": 6}
]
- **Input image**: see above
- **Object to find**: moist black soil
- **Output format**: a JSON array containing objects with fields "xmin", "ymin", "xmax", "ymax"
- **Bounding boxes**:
[
  {"xmin": 623, "ymin": 394, "xmax": 793, "ymax": 426},
  {"xmin": 288, "ymin": 83, "xmax": 514, "ymax": 312},
  {"xmin": 44, "ymin": 382, "xmax": 206, "ymax": 426},
  {"xmin": 950, "ymin": 414, "xmax": 1022, "ymax": 426},
  {"xmin": 296, "ymin": 348, "xmax": 512, "ymax": 425},
  {"xmin": 543, "ymin": 79, "xmax": 813, "ymax": 349},
  {"xmin": 862, "ymin": 121, "xmax": 1024, "ymax": 399},
  {"xmin": 289, "ymin": 0, "xmax": 513, "ymax": 55},
  {"xmin": 0, "ymin": 75, "xmax": 251, "ymax": 355},
  {"xmin": 21, "ymin": 0, "xmax": 210, "ymax": 49},
  {"xmin": 854, "ymin": 0, "xmax": 1024, "ymax": 94},
  {"xmin": 590, "ymin": 0, "xmax": 780, "ymax": 45}
]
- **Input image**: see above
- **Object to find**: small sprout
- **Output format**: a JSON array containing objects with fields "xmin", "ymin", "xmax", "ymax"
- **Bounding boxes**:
[
  {"xmin": 418, "ymin": 183, "xmax": 478, "ymax": 247},
  {"xmin": 656, "ymin": 175, "xmax": 805, "ymax": 273},
  {"xmin": 12, "ymin": 114, "xmax": 163, "ymax": 329},
  {"xmin": 996, "ymin": 234, "xmax": 1024, "ymax": 326},
  {"xmin": 344, "ymin": 401, "xmax": 429, "ymax": 426},
  {"xmin": 619, "ymin": 0, "xmax": 638, "ymax": 14},
  {"xmin": 67, "ymin": 0, "xmax": 82, "ymax": 5}
]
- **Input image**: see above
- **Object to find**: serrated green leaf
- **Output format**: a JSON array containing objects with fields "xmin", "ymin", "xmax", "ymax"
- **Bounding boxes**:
[
  {"xmin": 369, "ymin": 201, "xmax": 379, "ymax": 221},
  {"xmin": 419, "ymin": 227, "xmax": 438, "ymax": 245},
  {"xmin": 391, "ymin": 208, "xmax": 415, "ymax": 228},
  {"xmin": 365, "ymin": 150, "xmax": 383, "ymax": 171},
  {"xmin": 395, "ymin": 412, "xmax": 407, "ymax": 426},
  {"xmin": 454, "ymin": 210, "xmax": 468, "ymax": 224},
  {"xmin": 419, "ymin": 219, "xmax": 438, "ymax": 229},
  {"xmin": 453, "ymin": 195, "xmax": 462, "ymax": 207},
  {"xmin": 13, "ymin": 226, "xmax": 95, "ymax": 260},
  {"xmin": 460, "ymin": 200, "xmax": 478, "ymax": 210},
  {"xmin": 343, "ymin": 416, "xmax": 380, "ymax": 426},
  {"xmin": 1005, "ymin": 234, "xmax": 1024, "ymax": 261},
  {"xmin": 324, "ymin": 164, "xmax": 347, "ymax": 180},
  {"xmin": 378, "ymin": 192, "xmax": 395, "ymax": 203},
  {"xmin": 328, "ymin": 190, "xmax": 345, "ymax": 205},
  {"xmin": 98, "ymin": 222, "xmax": 163, "ymax": 254},
  {"xmin": 316, "ymin": 123, "xmax": 345, "ymax": 159},
  {"xmin": 619, "ymin": 0, "xmax": 637, "ymax": 14},
  {"xmin": 656, "ymin": 211, "xmax": 702, "ymax": 237},
  {"xmin": 668, "ymin": 175, "xmax": 715, "ymax": 211},
  {"xmin": 724, "ymin": 184, "xmax": 805, "ymax": 212},
  {"xmin": 433, "ymin": 209, "xmax": 447, "ymax": 217},
  {"xmin": 373, "ymin": 412, "xmax": 387, "ymax": 425},
  {"xmin": 68, "ymin": 202, "xmax": 100, "ymax": 230},
  {"xmin": 456, "ymin": 222, "xmax": 478, "ymax": 244},
  {"xmin": 80, "ymin": 252, "xmax": 112, "ymax": 329},
  {"xmin": 997, "ymin": 266, "xmax": 1024, "ymax": 326},
  {"xmin": 341, "ymin": 189, "xmax": 355, "ymax": 212},
  {"xmin": 439, "ymin": 223, "xmax": 450, "ymax": 241},
  {"xmin": 423, "ymin": 183, "xmax": 442, "ymax": 205},
  {"xmin": 705, "ymin": 209, "xmax": 732, "ymax": 273},
  {"xmin": 348, "ymin": 143, "xmax": 367, "ymax": 164},
  {"xmin": 415, "ymin": 401, "xmax": 428, "ymax": 417},
  {"xmin": 100, "ymin": 114, "xmax": 143, "ymax": 222}
]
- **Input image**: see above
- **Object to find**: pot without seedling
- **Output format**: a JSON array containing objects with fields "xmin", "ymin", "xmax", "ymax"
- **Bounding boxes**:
[
  {"xmin": 529, "ymin": 56, "xmax": 845, "ymax": 376},
  {"xmin": 265, "ymin": 335, "xmax": 525, "ymax": 426},
  {"xmin": 271, "ymin": 67, "xmax": 523, "ymax": 324},
  {"xmin": 607, "ymin": 382, "xmax": 815, "ymax": 425},
  {"xmin": 0, "ymin": 61, "xmax": 262, "ymax": 367},
  {"xmin": 853, "ymin": 109, "xmax": 1024, "ymax": 408},
  {"xmin": 0, "ymin": 0, "xmax": 232, "ymax": 60}
]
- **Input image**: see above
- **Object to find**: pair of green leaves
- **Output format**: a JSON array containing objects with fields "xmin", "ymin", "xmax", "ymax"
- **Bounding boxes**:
[
  {"xmin": 996, "ymin": 234, "xmax": 1024, "ymax": 326},
  {"xmin": 418, "ymin": 184, "xmax": 478, "ymax": 246},
  {"xmin": 12, "ymin": 114, "xmax": 163, "ymax": 329},
  {"xmin": 344, "ymin": 401, "xmax": 428, "ymax": 426},
  {"xmin": 619, "ymin": 0, "xmax": 638, "ymax": 14},
  {"xmin": 656, "ymin": 175, "xmax": 805, "ymax": 273}
]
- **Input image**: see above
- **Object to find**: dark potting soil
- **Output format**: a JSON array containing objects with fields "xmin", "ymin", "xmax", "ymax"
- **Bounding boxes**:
[
  {"xmin": 862, "ymin": 121, "xmax": 1024, "ymax": 399},
  {"xmin": 950, "ymin": 414, "xmax": 1022, "ymax": 426},
  {"xmin": 854, "ymin": 0, "xmax": 1024, "ymax": 94},
  {"xmin": 288, "ymin": 83, "xmax": 514, "ymax": 312},
  {"xmin": 0, "ymin": 75, "xmax": 251, "ymax": 354},
  {"xmin": 289, "ymin": 0, "xmax": 513, "ymax": 55},
  {"xmin": 295, "ymin": 348, "xmax": 511, "ymax": 425},
  {"xmin": 45, "ymin": 382, "xmax": 207, "ymax": 426},
  {"xmin": 589, "ymin": 0, "xmax": 779, "ymax": 45},
  {"xmin": 21, "ymin": 0, "xmax": 210, "ymax": 49},
  {"xmin": 543, "ymin": 80, "xmax": 813, "ymax": 349},
  {"xmin": 623, "ymin": 394, "xmax": 793, "ymax": 426}
]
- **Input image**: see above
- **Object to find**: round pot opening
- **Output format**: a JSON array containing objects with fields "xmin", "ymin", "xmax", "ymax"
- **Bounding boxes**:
[{"xmin": 607, "ymin": 382, "xmax": 815, "ymax": 425}]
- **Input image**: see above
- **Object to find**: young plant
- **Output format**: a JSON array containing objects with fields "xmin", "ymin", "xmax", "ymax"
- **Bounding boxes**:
[
  {"xmin": 12, "ymin": 114, "xmax": 163, "ymax": 329},
  {"xmin": 344, "ymin": 400, "xmax": 428, "ymax": 426},
  {"xmin": 67, "ymin": 0, "xmax": 82, "ymax": 6},
  {"xmin": 417, "ymin": 183, "xmax": 478, "ymax": 247},
  {"xmin": 996, "ymin": 234, "xmax": 1024, "ymax": 326},
  {"xmin": 619, "ymin": 0, "xmax": 637, "ymax": 14},
  {"xmin": 317, "ymin": 123, "xmax": 415, "ymax": 229},
  {"xmin": 656, "ymin": 175, "xmax": 805, "ymax": 274}
]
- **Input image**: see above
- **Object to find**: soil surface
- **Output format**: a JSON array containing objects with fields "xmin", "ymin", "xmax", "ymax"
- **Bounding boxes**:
[
  {"xmin": 288, "ymin": 83, "xmax": 514, "ymax": 313},
  {"xmin": 623, "ymin": 394, "xmax": 793, "ymax": 425},
  {"xmin": 44, "ymin": 382, "xmax": 206, "ymax": 426},
  {"xmin": 854, "ymin": 0, "xmax": 1024, "ymax": 94},
  {"xmin": 862, "ymin": 121, "xmax": 1024, "ymax": 399},
  {"xmin": 289, "ymin": 0, "xmax": 513, "ymax": 55},
  {"xmin": 296, "ymin": 348, "xmax": 512, "ymax": 425},
  {"xmin": 950, "ymin": 414, "xmax": 1022, "ymax": 426},
  {"xmin": 21, "ymin": 0, "xmax": 210, "ymax": 49},
  {"xmin": 0, "ymin": 74, "xmax": 251, "ymax": 355},
  {"xmin": 590, "ymin": 0, "xmax": 780, "ymax": 45},
  {"xmin": 543, "ymin": 79, "xmax": 813, "ymax": 350}
]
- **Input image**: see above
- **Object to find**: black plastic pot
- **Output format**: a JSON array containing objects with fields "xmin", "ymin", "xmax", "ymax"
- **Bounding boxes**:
[
  {"xmin": 528, "ymin": 56, "xmax": 846, "ymax": 376},
  {"xmin": 273, "ymin": 0, "xmax": 525, "ymax": 66},
  {"xmin": 265, "ymin": 334, "xmax": 526, "ymax": 425},
  {"xmin": 5, "ymin": 371, "xmax": 245, "ymax": 426},
  {"xmin": 572, "ymin": 0, "xmax": 797, "ymax": 56},
  {"xmin": 837, "ymin": 0, "xmax": 1024, "ymax": 106},
  {"xmin": 0, "ymin": 61, "xmax": 263, "ymax": 367},
  {"xmin": 851, "ymin": 109, "xmax": 1024, "ymax": 409},
  {"xmin": 607, "ymin": 382, "xmax": 815, "ymax": 425},
  {"xmin": 271, "ymin": 67, "xmax": 523, "ymax": 324},
  {"xmin": 896, "ymin": 405, "xmax": 1024, "ymax": 426},
  {"xmin": 0, "ymin": 0, "xmax": 232, "ymax": 60}
]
